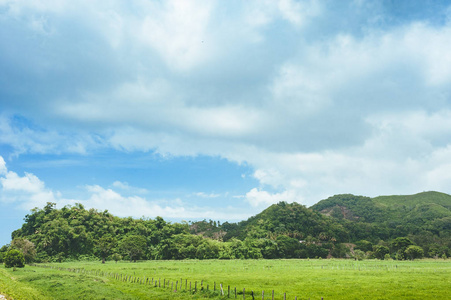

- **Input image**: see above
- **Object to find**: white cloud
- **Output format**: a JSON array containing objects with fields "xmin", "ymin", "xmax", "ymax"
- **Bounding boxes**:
[
  {"xmin": 0, "ymin": 162, "xmax": 57, "ymax": 209},
  {"xmin": 137, "ymin": 0, "xmax": 215, "ymax": 71},
  {"xmin": 0, "ymin": 157, "xmax": 6, "ymax": 176},
  {"xmin": 1, "ymin": 1, "xmax": 451, "ymax": 210},
  {"xmin": 0, "ymin": 156, "xmax": 251, "ymax": 221},
  {"xmin": 277, "ymin": 0, "xmax": 321, "ymax": 27},
  {"xmin": 241, "ymin": 109, "xmax": 451, "ymax": 205},
  {"xmin": 0, "ymin": 115, "xmax": 99, "ymax": 156},
  {"xmin": 111, "ymin": 181, "xmax": 148, "ymax": 195},
  {"xmin": 245, "ymin": 188, "xmax": 298, "ymax": 207},
  {"xmin": 194, "ymin": 192, "xmax": 220, "ymax": 199}
]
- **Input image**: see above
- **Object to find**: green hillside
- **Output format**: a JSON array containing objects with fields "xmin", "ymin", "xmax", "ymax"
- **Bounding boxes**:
[
  {"xmin": 224, "ymin": 201, "xmax": 348, "ymax": 242},
  {"xmin": 1, "ymin": 192, "xmax": 450, "ymax": 263},
  {"xmin": 373, "ymin": 191, "xmax": 451, "ymax": 208},
  {"xmin": 310, "ymin": 191, "xmax": 451, "ymax": 224},
  {"xmin": 310, "ymin": 191, "xmax": 451, "ymax": 256}
]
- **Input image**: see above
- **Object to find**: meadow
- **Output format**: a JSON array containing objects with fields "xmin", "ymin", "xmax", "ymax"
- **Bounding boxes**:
[{"xmin": 1, "ymin": 259, "xmax": 450, "ymax": 299}]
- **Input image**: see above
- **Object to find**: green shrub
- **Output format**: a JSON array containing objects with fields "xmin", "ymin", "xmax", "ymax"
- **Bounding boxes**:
[
  {"xmin": 405, "ymin": 245, "xmax": 424, "ymax": 260},
  {"xmin": 4, "ymin": 249, "xmax": 25, "ymax": 268}
]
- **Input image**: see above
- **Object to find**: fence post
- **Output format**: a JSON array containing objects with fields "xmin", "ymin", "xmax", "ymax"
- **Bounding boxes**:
[
  {"xmin": 243, "ymin": 288, "xmax": 245, "ymax": 299},
  {"xmin": 272, "ymin": 290, "xmax": 274, "ymax": 300},
  {"xmin": 262, "ymin": 290, "xmax": 264, "ymax": 300},
  {"xmin": 284, "ymin": 293, "xmax": 286, "ymax": 300}
]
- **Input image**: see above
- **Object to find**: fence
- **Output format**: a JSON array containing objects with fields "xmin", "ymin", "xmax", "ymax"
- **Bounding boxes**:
[{"xmin": 30, "ymin": 264, "xmax": 323, "ymax": 300}]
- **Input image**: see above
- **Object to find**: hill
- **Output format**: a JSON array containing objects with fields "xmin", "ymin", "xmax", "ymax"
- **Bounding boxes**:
[
  {"xmin": 1, "ymin": 192, "xmax": 450, "ymax": 262},
  {"xmin": 310, "ymin": 191, "xmax": 451, "ymax": 256},
  {"xmin": 223, "ymin": 201, "xmax": 348, "ymax": 242}
]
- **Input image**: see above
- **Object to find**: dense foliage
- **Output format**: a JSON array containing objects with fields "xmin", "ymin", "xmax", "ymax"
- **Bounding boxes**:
[
  {"xmin": 4, "ymin": 191, "xmax": 450, "ymax": 262},
  {"xmin": 310, "ymin": 191, "xmax": 451, "ymax": 258},
  {"xmin": 4, "ymin": 249, "xmax": 25, "ymax": 268}
]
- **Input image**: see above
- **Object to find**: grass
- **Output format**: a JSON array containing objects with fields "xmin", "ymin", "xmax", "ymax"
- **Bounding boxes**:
[{"xmin": 1, "ymin": 259, "xmax": 450, "ymax": 299}]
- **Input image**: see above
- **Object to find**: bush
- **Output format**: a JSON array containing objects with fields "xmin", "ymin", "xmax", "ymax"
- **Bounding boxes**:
[
  {"xmin": 405, "ymin": 245, "xmax": 424, "ymax": 260},
  {"xmin": 353, "ymin": 249, "xmax": 366, "ymax": 261},
  {"xmin": 4, "ymin": 249, "xmax": 25, "ymax": 268},
  {"xmin": 10, "ymin": 238, "xmax": 36, "ymax": 263},
  {"xmin": 373, "ymin": 245, "xmax": 390, "ymax": 260},
  {"xmin": 111, "ymin": 253, "xmax": 122, "ymax": 263}
]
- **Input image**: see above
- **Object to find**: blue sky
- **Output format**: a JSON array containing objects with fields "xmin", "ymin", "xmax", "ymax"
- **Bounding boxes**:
[{"xmin": 1, "ymin": 0, "xmax": 451, "ymax": 246}]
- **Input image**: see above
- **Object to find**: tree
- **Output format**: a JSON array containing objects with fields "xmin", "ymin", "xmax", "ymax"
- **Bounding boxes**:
[
  {"xmin": 373, "ymin": 245, "xmax": 390, "ymax": 260},
  {"xmin": 0, "ymin": 245, "xmax": 9, "ymax": 263},
  {"xmin": 111, "ymin": 253, "xmax": 122, "ymax": 263},
  {"xmin": 276, "ymin": 235, "xmax": 300, "ymax": 258},
  {"xmin": 96, "ymin": 235, "xmax": 116, "ymax": 263},
  {"xmin": 391, "ymin": 237, "xmax": 413, "ymax": 252},
  {"xmin": 353, "ymin": 249, "xmax": 366, "ymax": 260},
  {"xmin": 405, "ymin": 245, "xmax": 424, "ymax": 260},
  {"xmin": 11, "ymin": 238, "xmax": 36, "ymax": 263},
  {"xmin": 355, "ymin": 240, "xmax": 373, "ymax": 252},
  {"xmin": 120, "ymin": 235, "xmax": 147, "ymax": 262},
  {"xmin": 4, "ymin": 249, "xmax": 25, "ymax": 268},
  {"xmin": 391, "ymin": 237, "xmax": 414, "ymax": 260}
]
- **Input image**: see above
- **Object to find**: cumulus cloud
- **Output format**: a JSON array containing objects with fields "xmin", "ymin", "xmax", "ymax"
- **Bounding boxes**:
[
  {"xmin": 246, "ymin": 188, "xmax": 298, "ymax": 207},
  {"xmin": 0, "ymin": 156, "xmax": 250, "ymax": 220},
  {"xmin": 0, "ymin": 160, "xmax": 57, "ymax": 209},
  {"xmin": 0, "ymin": 156, "xmax": 7, "ymax": 175},
  {"xmin": 1, "ymin": 0, "xmax": 451, "ymax": 209}
]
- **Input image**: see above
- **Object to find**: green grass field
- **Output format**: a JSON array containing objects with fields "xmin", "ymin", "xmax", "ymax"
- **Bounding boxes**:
[{"xmin": 1, "ymin": 259, "xmax": 450, "ymax": 299}]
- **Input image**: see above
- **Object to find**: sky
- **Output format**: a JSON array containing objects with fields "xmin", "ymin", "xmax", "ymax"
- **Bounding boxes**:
[{"xmin": 1, "ymin": 0, "xmax": 451, "ymax": 246}]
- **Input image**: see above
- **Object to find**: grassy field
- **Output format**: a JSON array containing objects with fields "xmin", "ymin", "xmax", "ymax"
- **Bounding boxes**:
[{"xmin": 1, "ymin": 259, "xmax": 450, "ymax": 299}]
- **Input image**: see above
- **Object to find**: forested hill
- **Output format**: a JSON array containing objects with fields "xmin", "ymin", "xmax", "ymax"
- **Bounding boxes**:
[
  {"xmin": 1, "ymin": 192, "xmax": 450, "ymax": 263},
  {"xmin": 310, "ymin": 191, "xmax": 451, "ymax": 224},
  {"xmin": 219, "ymin": 201, "xmax": 348, "ymax": 242},
  {"xmin": 310, "ymin": 191, "xmax": 451, "ymax": 256}
]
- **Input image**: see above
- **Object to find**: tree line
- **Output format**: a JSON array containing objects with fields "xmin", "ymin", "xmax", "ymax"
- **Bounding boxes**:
[{"xmin": 1, "ymin": 196, "xmax": 450, "ymax": 266}]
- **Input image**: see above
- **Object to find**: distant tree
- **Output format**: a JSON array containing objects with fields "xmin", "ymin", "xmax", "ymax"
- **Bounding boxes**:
[
  {"xmin": 330, "ymin": 243, "xmax": 350, "ymax": 258},
  {"xmin": 353, "ymin": 249, "xmax": 366, "ymax": 260},
  {"xmin": 96, "ymin": 235, "xmax": 116, "ymax": 263},
  {"xmin": 0, "ymin": 245, "xmax": 9, "ymax": 263},
  {"xmin": 11, "ymin": 238, "xmax": 36, "ymax": 263},
  {"xmin": 276, "ymin": 235, "xmax": 300, "ymax": 258},
  {"xmin": 405, "ymin": 245, "xmax": 424, "ymax": 260},
  {"xmin": 391, "ymin": 237, "xmax": 413, "ymax": 252},
  {"xmin": 4, "ymin": 249, "xmax": 25, "ymax": 268},
  {"xmin": 111, "ymin": 253, "xmax": 122, "ymax": 263},
  {"xmin": 373, "ymin": 245, "xmax": 390, "ymax": 260},
  {"xmin": 120, "ymin": 235, "xmax": 147, "ymax": 262},
  {"xmin": 355, "ymin": 240, "xmax": 373, "ymax": 252}
]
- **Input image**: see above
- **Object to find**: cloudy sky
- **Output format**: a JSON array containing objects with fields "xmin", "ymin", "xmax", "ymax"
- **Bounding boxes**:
[{"xmin": 1, "ymin": 0, "xmax": 451, "ymax": 246}]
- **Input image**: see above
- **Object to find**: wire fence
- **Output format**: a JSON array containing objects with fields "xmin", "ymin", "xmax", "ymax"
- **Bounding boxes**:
[{"xmin": 31, "ymin": 264, "xmax": 323, "ymax": 300}]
